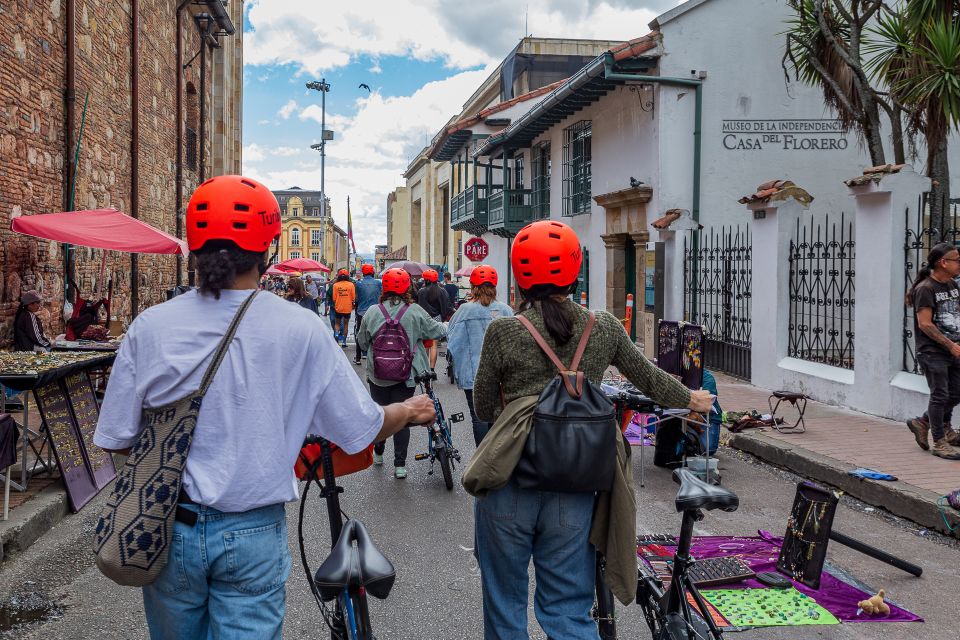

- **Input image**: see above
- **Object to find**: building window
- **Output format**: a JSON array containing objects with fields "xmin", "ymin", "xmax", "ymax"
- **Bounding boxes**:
[
  {"xmin": 562, "ymin": 120, "xmax": 592, "ymax": 216},
  {"xmin": 311, "ymin": 251, "xmax": 320, "ymax": 262},
  {"xmin": 313, "ymin": 207, "xmax": 320, "ymax": 216},
  {"xmin": 185, "ymin": 82, "xmax": 198, "ymax": 172},
  {"xmin": 291, "ymin": 228, "xmax": 301, "ymax": 246},
  {"xmin": 532, "ymin": 142, "xmax": 551, "ymax": 219},
  {"xmin": 311, "ymin": 229, "xmax": 321, "ymax": 246},
  {"xmin": 290, "ymin": 251, "xmax": 301, "ymax": 259},
  {"xmin": 292, "ymin": 207, "xmax": 300, "ymax": 217},
  {"xmin": 512, "ymin": 152, "xmax": 524, "ymax": 189}
]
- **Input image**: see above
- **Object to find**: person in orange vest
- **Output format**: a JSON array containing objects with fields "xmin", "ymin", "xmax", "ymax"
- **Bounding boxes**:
[{"xmin": 331, "ymin": 269, "xmax": 357, "ymax": 347}]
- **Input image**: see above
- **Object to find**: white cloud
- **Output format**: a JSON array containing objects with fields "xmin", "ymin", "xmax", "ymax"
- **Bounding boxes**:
[
  {"xmin": 369, "ymin": 63, "xmax": 382, "ymax": 74},
  {"xmin": 273, "ymin": 146, "xmax": 302, "ymax": 157},
  {"xmin": 245, "ymin": 0, "xmax": 677, "ymax": 76},
  {"xmin": 244, "ymin": 68, "xmax": 491, "ymax": 253},
  {"xmin": 278, "ymin": 99, "xmax": 299, "ymax": 119},
  {"xmin": 244, "ymin": 143, "xmax": 266, "ymax": 162}
]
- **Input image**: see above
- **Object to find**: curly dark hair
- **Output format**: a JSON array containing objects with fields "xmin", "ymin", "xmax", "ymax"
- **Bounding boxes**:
[
  {"xmin": 195, "ymin": 240, "xmax": 268, "ymax": 299},
  {"xmin": 379, "ymin": 290, "xmax": 415, "ymax": 305}
]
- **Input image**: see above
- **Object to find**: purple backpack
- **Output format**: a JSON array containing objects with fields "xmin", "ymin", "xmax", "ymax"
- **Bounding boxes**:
[{"xmin": 372, "ymin": 303, "xmax": 415, "ymax": 382}]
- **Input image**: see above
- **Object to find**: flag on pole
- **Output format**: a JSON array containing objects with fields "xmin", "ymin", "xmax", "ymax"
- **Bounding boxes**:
[{"xmin": 347, "ymin": 196, "xmax": 357, "ymax": 254}]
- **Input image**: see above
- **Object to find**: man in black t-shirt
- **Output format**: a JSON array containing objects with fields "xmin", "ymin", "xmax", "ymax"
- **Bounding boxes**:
[
  {"xmin": 416, "ymin": 269, "xmax": 451, "ymax": 370},
  {"xmin": 908, "ymin": 243, "xmax": 960, "ymax": 459}
]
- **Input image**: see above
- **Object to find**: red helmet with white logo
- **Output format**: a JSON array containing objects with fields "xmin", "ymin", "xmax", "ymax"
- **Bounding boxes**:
[
  {"xmin": 422, "ymin": 268, "xmax": 439, "ymax": 283},
  {"xmin": 511, "ymin": 220, "xmax": 582, "ymax": 289},
  {"xmin": 186, "ymin": 175, "xmax": 281, "ymax": 252},
  {"xmin": 381, "ymin": 268, "xmax": 411, "ymax": 294},
  {"xmin": 361, "ymin": 264, "xmax": 375, "ymax": 276},
  {"xmin": 337, "ymin": 268, "xmax": 349, "ymax": 277},
  {"xmin": 469, "ymin": 264, "xmax": 498, "ymax": 287}
]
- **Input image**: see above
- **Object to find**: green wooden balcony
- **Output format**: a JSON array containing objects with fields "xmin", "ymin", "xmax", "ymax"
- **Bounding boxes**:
[
  {"xmin": 487, "ymin": 188, "xmax": 534, "ymax": 237},
  {"xmin": 451, "ymin": 184, "xmax": 492, "ymax": 237}
]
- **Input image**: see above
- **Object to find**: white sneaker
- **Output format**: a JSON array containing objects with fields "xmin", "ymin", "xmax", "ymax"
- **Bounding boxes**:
[
  {"xmin": 373, "ymin": 453, "xmax": 383, "ymax": 466},
  {"xmin": 394, "ymin": 466, "xmax": 407, "ymax": 479}
]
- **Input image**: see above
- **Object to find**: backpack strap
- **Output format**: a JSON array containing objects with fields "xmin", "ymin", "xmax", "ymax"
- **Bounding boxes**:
[
  {"xmin": 570, "ymin": 312, "xmax": 596, "ymax": 372},
  {"xmin": 197, "ymin": 291, "xmax": 258, "ymax": 396},
  {"xmin": 516, "ymin": 313, "xmax": 588, "ymax": 399}
]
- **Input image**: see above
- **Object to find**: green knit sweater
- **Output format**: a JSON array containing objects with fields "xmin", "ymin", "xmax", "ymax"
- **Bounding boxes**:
[{"xmin": 473, "ymin": 300, "xmax": 692, "ymax": 422}]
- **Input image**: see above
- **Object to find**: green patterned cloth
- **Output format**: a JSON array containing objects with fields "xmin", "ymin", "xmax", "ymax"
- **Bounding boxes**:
[
  {"xmin": 473, "ymin": 300, "xmax": 692, "ymax": 422},
  {"xmin": 703, "ymin": 587, "xmax": 840, "ymax": 627}
]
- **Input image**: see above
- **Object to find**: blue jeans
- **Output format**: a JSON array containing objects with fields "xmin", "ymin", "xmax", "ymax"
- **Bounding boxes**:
[
  {"xmin": 475, "ymin": 479, "xmax": 598, "ymax": 639},
  {"xmin": 142, "ymin": 502, "xmax": 290, "ymax": 640},
  {"xmin": 464, "ymin": 389, "xmax": 489, "ymax": 447}
]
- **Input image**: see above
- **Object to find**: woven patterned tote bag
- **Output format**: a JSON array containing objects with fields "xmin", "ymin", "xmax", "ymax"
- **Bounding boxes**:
[{"xmin": 93, "ymin": 292, "xmax": 257, "ymax": 586}]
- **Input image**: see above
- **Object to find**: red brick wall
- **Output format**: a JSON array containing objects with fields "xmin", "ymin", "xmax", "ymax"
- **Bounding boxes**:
[{"xmin": 0, "ymin": 0, "xmax": 212, "ymax": 345}]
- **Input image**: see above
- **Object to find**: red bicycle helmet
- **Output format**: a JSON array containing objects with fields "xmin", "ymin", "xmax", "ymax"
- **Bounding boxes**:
[
  {"xmin": 186, "ymin": 175, "xmax": 281, "ymax": 252},
  {"xmin": 361, "ymin": 264, "xmax": 375, "ymax": 276},
  {"xmin": 511, "ymin": 220, "xmax": 582, "ymax": 289},
  {"xmin": 469, "ymin": 264, "xmax": 498, "ymax": 287},
  {"xmin": 381, "ymin": 268, "xmax": 411, "ymax": 294},
  {"xmin": 422, "ymin": 268, "xmax": 439, "ymax": 283},
  {"xmin": 337, "ymin": 268, "xmax": 349, "ymax": 277}
]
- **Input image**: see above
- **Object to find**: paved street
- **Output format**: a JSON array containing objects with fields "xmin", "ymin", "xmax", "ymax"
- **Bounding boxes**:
[{"xmin": 1, "ymin": 348, "xmax": 958, "ymax": 639}]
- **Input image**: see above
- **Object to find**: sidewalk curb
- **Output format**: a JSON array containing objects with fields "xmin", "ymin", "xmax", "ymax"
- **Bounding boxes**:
[
  {"xmin": 728, "ymin": 431, "xmax": 960, "ymax": 537},
  {"xmin": 0, "ymin": 485, "xmax": 69, "ymax": 561}
]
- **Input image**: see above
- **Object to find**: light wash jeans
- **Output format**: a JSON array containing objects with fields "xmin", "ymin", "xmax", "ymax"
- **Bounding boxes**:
[
  {"xmin": 142, "ymin": 502, "xmax": 290, "ymax": 640},
  {"xmin": 474, "ymin": 478, "xmax": 599, "ymax": 640}
]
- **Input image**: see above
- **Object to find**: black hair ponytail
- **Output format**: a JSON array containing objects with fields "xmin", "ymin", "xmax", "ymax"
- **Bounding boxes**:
[
  {"xmin": 195, "ymin": 240, "xmax": 268, "ymax": 299},
  {"xmin": 518, "ymin": 281, "xmax": 578, "ymax": 345},
  {"xmin": 906, "ymin": 242, "xmax": 956, "ymax": 305}
]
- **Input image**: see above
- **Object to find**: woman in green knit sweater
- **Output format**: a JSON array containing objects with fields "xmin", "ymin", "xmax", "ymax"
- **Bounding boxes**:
[{"xmin": 472, "ymin": 220, "xmax": 712, "ymax": 640}]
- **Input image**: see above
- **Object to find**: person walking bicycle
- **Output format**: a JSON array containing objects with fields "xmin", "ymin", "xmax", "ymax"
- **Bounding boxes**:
[
  {"xmin": 93, "ymin": 175, "xmax": 435, "ymax": 640},
  {"xmin": 906, "ymin": 242, "xmax": 960, "ymax": 459}
]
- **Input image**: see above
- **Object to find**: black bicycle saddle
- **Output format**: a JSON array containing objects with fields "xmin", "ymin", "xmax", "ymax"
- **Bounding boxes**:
[
  {"xmin": 313, "ymin": 519, "xmax": 396, "ymax": 602},
  {"xmin": 672, "ymin": 469, "xmax": 739, "ymax": 513}
]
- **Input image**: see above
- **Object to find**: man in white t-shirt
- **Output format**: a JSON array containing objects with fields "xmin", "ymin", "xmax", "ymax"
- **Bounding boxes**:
[{"xmin": 94, "ymin": 175, "xmax": 434, "ymax": 640}]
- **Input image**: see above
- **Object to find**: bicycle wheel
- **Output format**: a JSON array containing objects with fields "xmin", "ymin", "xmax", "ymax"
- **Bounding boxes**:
[{"xmin": 437, "ymin": 445, "xmax": 454, "ymax": 490}]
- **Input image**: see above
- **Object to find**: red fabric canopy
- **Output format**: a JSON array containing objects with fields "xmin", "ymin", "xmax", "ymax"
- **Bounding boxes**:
[
  {"xmin": 11, "ymin": 209, "xmax": 188, "ymax": 255},
  {"xmin": 275, "ymin": 257, "xmax": 331, "ymax": 273}
]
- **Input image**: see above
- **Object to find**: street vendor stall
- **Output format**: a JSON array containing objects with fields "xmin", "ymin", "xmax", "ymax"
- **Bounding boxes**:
[{"xmin": 0, "ymin": 351, "xmax": 116, "ymax": 518}]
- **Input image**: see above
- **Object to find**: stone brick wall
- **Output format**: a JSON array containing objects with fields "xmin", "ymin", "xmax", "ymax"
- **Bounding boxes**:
[{"xmin": 0, "ymin": 1, "xmax": 236, "ymax": 346}]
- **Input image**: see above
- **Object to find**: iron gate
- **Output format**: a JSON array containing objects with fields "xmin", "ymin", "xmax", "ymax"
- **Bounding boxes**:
[{"xmin": 684, "ymin": 226, "xmax": 752, "ymax": 379}]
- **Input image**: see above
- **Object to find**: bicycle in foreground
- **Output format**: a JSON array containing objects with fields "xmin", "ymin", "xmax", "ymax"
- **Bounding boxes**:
[
  {"xmin": 636, "ymin": 468, "xmax": 739, "ymax": 639},
  {"xmin": 413, "ymin": 371, "xmax": 463, "ymax": 489},
  {"xmin": 297, "ymin": 436, "xmax": 396, "ymax": 639}
]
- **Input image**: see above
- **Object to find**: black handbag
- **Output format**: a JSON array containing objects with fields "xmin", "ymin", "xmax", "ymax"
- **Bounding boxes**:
[{"xmin": 513, "ymin": 313, "xmax": 618, "ymax": 493}]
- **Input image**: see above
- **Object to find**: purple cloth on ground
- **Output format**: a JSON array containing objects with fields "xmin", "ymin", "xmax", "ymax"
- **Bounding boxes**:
[
  {"xmin": 624, "ymin": 414, "xmax": 655, "ymax": 446},
  {"xmin": 683, "ymin": 532, "xmax": 922, "ymax": 623}
]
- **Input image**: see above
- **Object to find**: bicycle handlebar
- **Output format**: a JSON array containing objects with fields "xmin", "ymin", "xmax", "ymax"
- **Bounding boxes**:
[
  {"xmin": 414, "ymin": 371, "xmax": 438, "ymax": 384},
  {"xmin": 611, "ymin": 391, "xmax": 661, "ymax": 414}
]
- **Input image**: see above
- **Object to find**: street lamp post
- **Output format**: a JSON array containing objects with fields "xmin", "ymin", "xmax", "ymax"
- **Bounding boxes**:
[{"xmin": 306, "ymin": 78, "xmax": 331, "ymax": 264}]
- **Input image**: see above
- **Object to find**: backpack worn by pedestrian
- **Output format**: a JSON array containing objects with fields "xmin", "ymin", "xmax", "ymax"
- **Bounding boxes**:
[
  {"xmin": 513, "ymin": 312, "xmax": 619, "ymax": 493},
  {"xmin": 93, "ymin": 291, "xmax": 258, "ymax": 586},
  {"xmin": 371, "ymin": 303, "xmax": 415, "ymax": 382}
]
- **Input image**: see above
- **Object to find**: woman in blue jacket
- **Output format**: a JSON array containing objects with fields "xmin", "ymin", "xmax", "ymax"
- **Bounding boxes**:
[{"xmin": 446, "ymin": 265, "xmax": 513, "ymax": 446}]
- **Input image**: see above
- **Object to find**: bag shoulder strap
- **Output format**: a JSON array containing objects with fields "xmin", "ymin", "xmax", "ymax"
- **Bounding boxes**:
[
  {"xmin": 516, "ymin": 311, "xmax": 595, "ymax": 399},
  {"xmin": 197, "ymin": 291, "xmax": 258, "ymax": 395},
  {"xmin": 395, "ymin": 303, "xmax": 410, "ymax": 321}
]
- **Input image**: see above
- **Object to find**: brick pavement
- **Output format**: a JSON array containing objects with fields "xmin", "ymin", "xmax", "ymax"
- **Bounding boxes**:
[{"xmin": 714, "ymin": 373, "xmax": 960, "ymax": 498}]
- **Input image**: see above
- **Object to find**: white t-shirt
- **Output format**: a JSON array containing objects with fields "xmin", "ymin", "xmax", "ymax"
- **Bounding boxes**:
[{"xmin": 94, "ymin": 288, "xmax": 384, "ymax": 512}]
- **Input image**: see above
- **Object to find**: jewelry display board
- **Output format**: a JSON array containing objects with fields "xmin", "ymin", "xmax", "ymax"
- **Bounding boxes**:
[
  {"xmin": 64, "ymin": 372, "xmax": 116, "ymax": 489},
  {"xmin": 680, "ymin": 324, "xmax": 704, "ymax": 390},
  {"xmin": 33, "ymin": 380, "xmax": 99, "ymax": 511},
  {"xmin": 776, "ymin": 482, "xmax": 840, "ymax": 589},
  {"xmin": 657, "ymin": 320, "xmax": 681, "ymax": 376}
]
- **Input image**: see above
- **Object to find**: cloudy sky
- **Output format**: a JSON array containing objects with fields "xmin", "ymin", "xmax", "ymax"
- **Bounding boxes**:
[{"xmin": 241, "ymin": 0, "xmax": 685, "ymax": 253}]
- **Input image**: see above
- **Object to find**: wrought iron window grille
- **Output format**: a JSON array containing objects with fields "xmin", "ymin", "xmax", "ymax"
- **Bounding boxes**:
[{"xmin": 562, "ymin": 120, "xmax": 592, "ymax": 217}]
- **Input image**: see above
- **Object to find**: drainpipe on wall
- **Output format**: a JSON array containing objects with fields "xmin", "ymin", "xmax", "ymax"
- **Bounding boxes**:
[
  {"xmin": 197, "ymin": 15, "xmax": 214, "ymax": 182},
  {"xmin": 63, "ymin": 0, "xmax": 76, "ymax": 304},
  {"xmin": 175, "ymin": 0, "xmax": 190, "ymax": 287},
  {"xmin": 130, "ymin": 0, "xmax": 140, "ymax": 318},
  {"xmin": 602, "ymin": 53, "xmax": 703, "ymax": 320}
]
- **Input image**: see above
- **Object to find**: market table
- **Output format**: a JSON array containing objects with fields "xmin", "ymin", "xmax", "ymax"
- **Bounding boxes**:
[{"xmin": 0, "ymin": 351, "xmax": 117, "ymax": 518}]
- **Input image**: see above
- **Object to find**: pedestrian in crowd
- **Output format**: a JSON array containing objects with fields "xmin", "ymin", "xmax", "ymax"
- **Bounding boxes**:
[
  {"xmin": 470, "ymin": 220, "xmax": 713, "ymax": 639},
  {"xmin": 357, "ymin": 267, "xmax": 446, "ymax": 479},
  {"xmin": 93, "ymin": 175, "xmax": 435, "ymax": 640},
  {"xmin": 447, "ymin": 265, "xmax": 513, "ymax": 446},
  {"xmin": 443, "ymin": 271, "xmax": 459, "ymax": 308},
  {"xmin": 331, "ymin": 268, "xmax": 357, "ymax": 347},
  {"xmin": 354, "ymin": 264, "xmax": 382, "ymax": 364},
  {"xmin": 286, "ymin": 276, "xmax": 319, "ymax": 315},
  {"xmin": 13, "ymin": 290, "xmax": 52, "ymax": 352},
  {"xmin": 416, "ymin": 268, "xmax": 452, "ymax": 371},
  {"xmin": 905, "ymin": 242, "xmax": 960, "ymax": 459},
  {"xmin": 304, "ymin": 274, "xmax": 319, "ymax": 300}
]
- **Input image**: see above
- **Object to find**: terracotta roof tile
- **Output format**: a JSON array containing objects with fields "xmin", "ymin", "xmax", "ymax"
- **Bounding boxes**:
[
  {"xmin": 610, "ymin": 33, "xmax": 660, "ymax": 62},
  {"xmin": 844, "ymin": 163, "xmax": 908, "ymax": 187},
  {"xmin": 738, "ymin": 180, "xmax": 813, "ymax": 206},
  {"xmin": 650, "ymin": 208, "xmax": 701, "ymax": 231},
  {"xmin": 383, "ymin": 245, "xmax": 407, "ymax": 260}
]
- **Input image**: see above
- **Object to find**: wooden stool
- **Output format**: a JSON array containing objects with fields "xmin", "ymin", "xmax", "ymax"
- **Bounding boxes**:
[{"xmin": 768, "ymin": 391, "xmax": 809, "ymax": 433}]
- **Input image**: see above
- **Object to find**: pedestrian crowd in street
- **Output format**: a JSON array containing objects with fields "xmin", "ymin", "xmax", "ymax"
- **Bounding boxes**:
[{"xmin": 91, "ymin": 175, "xmax": 714, "ymax": 639}]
